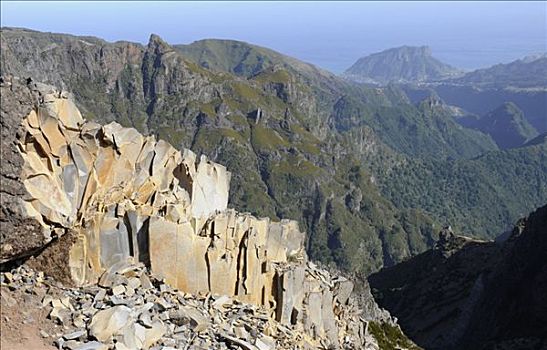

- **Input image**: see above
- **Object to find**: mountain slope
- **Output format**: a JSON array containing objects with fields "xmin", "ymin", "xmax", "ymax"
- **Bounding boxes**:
[
  {"xmin": 175, "ymin": 39, "xmax": 281, "ymax": 77},
  {"xmin": 400, "ymin": 52, "xmax": 547, "ymax": 134},
  {"xmin": 343, "ymin": 46, "xmax": 463, "ymax": 84},
  {"xmin": 469, "ymin": 102, "xmax": 538, "ymax": 149},
  {"xmin": 369, "ymin": 204, "xmax": 547, "ymax": 349},
  {"xmin": 376, "ymin": 139, "xmax": 547, "ymax": 238},
  {"xmin": 524, "ymin": 132, "xmax": 547, "ymax": 147},
  {"xmin": 1, "ymin": 27, "xmax": 442, "ymax": 274},
  {"xmin": 460, "ymin": 204, "xmax": 547, "ymax": 349},
  {"xmin": 1, "ymin": 27, "xmax": 545, "ymax": 276},
  {"xmin": 175, "ymin": 38, "xmax": 498, "ymax": 159},
  {"xmin": 402, "ymin": 83, "xmax": 547, "ymax": 134},
  {"xmin": 175, "ymin": 39, "xmax": 338, "ymax": 84}
]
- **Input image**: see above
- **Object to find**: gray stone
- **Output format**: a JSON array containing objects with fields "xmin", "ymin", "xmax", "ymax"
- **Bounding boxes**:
[
  {"xmin": 168, "ymin": 307, "xmax": 210, "ymax": 332},
  {"xmin": 89, "ymin": 306, "xmax": 132, "ymax": 342},
  {"xmin": 112, "ymin": 285, "xmax": 126, "ymax": 296},
  {"xmin": 93, "ymin": 289, "xmax": 106, "ymax": 303},
  {"xmin": 99, "ymin": 218, "xmax": 131, "ymax": 269},
  {"xmin": 63, "ymin": 340, "xmax": 84, "ymax": 349},
  {"xmin": 63, "ymin": 329, "xmax": 86, "ymax": 340},
  {"xmin": 72, "ymin": 341, "xmax": 108, "ymax": 350},
  {"xmin": 333, "ymin": 278, "xmax": 353, "ymax": 306},
  {"xmin": 140, "ymin": 274, "xmax": 153, "ymax": 289}
]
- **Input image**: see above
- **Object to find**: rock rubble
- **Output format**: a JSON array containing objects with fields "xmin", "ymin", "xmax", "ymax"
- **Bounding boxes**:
[
  {"xmin": 2, "ymin": 263, "xmax": 376, "ymax": 349},
  {"xmin": 0, "ymin": 77, "xmax": 377, "ymax": 348}
]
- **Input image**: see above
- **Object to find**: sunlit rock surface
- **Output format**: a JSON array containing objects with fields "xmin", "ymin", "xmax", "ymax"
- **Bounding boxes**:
[{"xmin": 2, "ymin": 77, "xmax": 370, "ymax": 348}]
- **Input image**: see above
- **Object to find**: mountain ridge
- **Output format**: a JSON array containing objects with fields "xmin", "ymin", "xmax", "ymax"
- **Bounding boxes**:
[
  {"xmin": 369, "ymin": 204, "xmax": 547, "ymax": 349},
  {"xmin": 451, "ymin": 54, "xmax": 547, "ymax": 88},
  {"xmin": 0, "ymin": 75, "xmax": 405, "ymax": 350},
  {"xmin": 456, "ymin": 102, "xmax": 539, "ymax": 149},
  {"xmin": 2, "ymin": 27, "xmax": 546, "ymax": 276}
]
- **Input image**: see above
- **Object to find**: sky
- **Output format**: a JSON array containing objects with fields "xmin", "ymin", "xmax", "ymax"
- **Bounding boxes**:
[{"xmin": 1, "ymin": 1, "xmax": 546, "ymax": 73}]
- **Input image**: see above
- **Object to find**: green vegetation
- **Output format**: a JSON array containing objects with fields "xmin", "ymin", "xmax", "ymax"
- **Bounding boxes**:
[
  {"xmin": 4, "ymin": 30, "xmax": 545, "ymax": 277},
  {"xmin": 175, "ymin": 39, "xmax": 284, "ymax": 77},
  {"xmin": 470, "ymin": 102, "xmax": 538, "ymax": 149},
  {"xmin": 376, "ymin": 142, "xmax": 547, "ymax": 237},
  {"xmin": 251, "ymin": 125, "xmax": 289, "ymax": 150},
  {"xmin": 368, "ymin": 322, "xmax": 422, "ymax": 350},
  {"xmin": 254, "ymin": 69, "xmax": 291, "ymax": 84}
]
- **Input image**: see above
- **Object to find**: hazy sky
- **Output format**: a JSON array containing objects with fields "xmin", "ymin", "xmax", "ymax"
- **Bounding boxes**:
[{"xmin": 1, "ymin": 1, "xmax": 546, "ymax": 73}]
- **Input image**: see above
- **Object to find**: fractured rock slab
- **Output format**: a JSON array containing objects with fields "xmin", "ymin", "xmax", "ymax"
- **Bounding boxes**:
[
  {"xmin": 2, "ymin": 78, "xmax": 369, "ymax": 348},
  {"xmin": 89, "ymin": 305, "xmax": 132, "ymax": 342}
]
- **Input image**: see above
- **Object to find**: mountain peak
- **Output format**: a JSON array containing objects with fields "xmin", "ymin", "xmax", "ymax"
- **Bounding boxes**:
[
  {"xmin": 344, "ymin": 45, "xmax": 462, "ymax": 84},
  {"xmin": 393, "ymin": 45, "xmax": 431, "ymax": 54},
  {"xmin": 147, "ymin": 33, "xmax": 172, "ymax": 53},
  {"xmin": 475, "ymin": 102, "xmax": 538, "ymax": 149},
  {"xmin": 452, "ymin": 54, "xmax": 547, "ymax": 88}
]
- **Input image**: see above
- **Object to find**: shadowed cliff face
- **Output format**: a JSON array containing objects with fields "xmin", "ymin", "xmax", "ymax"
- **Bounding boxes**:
[
  {"xmin": 369, "ymin": 207, "xmax": 547, "ymax": 350},
  {"xmin": 0, "ymin": 77, "xmax": 45, "ymax": 263},
  {"xmin": 459, "ymin": 205, "xmax": 547, "ymax": 350}
]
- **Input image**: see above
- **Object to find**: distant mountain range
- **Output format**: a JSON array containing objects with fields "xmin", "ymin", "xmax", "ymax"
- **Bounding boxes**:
[
  {"xmin": 350, "ymin": 47, "xmax": 547, "ymax": 134},
  {"xmin": 344, "ymin": 46, "xmax": 547, "ymax": 89},
  {"xmin": 451, "ymin": 54, "xmax": 547, "ymax": 88},
  {"xmin": 1, "ymin": 26, "xmax": 546, "ymax": 350},
  {"xmin": 343, "ymin": 45, "xmax": 463, "ymax": 84}
]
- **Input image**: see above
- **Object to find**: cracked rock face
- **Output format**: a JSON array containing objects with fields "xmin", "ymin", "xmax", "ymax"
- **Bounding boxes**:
[
  {"xmin": 0, "ymin": 77, "xmax": 46, "ymax": 263},
  {"xmin": 1, "ymin": 77, "xmax": 369, "ymax": 348}
]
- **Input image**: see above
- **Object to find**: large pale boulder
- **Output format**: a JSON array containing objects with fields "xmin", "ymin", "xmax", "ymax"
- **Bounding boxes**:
[
  {"xmin": 89, "ymin": 305, "xmax": 133, "ymax": 342},
  {"xmin": 1, "ymin": 77, "xmax": 365, "ymax": 348}
]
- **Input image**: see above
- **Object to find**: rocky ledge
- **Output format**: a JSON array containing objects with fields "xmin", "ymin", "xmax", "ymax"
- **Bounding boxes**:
[{"xmin": 0, "ymin": 76, "xmax": 389, "ymax": 349}]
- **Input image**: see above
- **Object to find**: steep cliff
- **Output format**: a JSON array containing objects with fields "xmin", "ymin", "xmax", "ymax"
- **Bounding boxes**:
[
  {"xmin": 0, "ymin": 76, "xmax": 406, "ymax": 349},
  {"xmin": 369, "ymin": 206, "xmax": 547, "ymax": 349}
]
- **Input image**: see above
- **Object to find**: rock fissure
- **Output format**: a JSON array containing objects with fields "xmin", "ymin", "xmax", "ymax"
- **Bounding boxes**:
[{"xmin": 1, "ymin": 78, "xmax": 375, "ymax": 349}]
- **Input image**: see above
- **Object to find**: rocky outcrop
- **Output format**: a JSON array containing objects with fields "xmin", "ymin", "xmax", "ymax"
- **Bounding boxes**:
[
  {"xmin": 1, "ymin": 77, "xmax": 52, "ymax": 263},
  {"xmin": 369, "ymin": 205, "xmax": 547, "ymax": 349},
  {"xmin": 0, "ymin": 76, "xmax": 372, "ymax": 348},
  {"xmin": 459, "ymin": 205, "xmax": 547, "ymax": 349}
]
